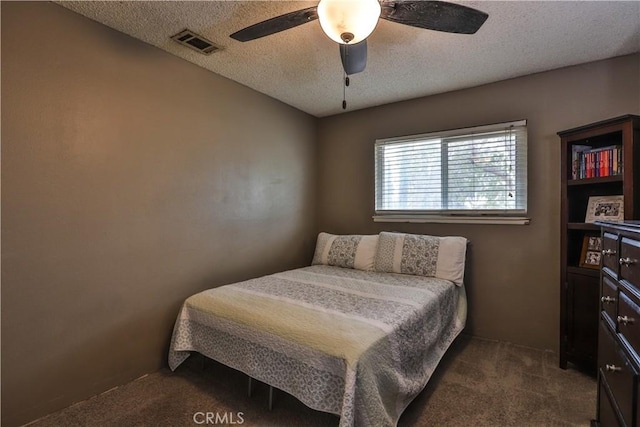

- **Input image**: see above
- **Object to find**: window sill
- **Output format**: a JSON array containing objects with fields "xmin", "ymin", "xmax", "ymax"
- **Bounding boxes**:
[{"xmin": 372, "ymin": 215, "xmax": 531, "ymax": 225}]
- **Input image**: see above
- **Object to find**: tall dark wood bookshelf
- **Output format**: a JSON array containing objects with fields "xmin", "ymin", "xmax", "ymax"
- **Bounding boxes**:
[{"xmin": 558, "ymin": 115, "xmax": 639, "ymax": 373}]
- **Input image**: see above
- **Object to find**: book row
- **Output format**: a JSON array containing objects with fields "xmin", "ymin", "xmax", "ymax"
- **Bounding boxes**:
[{"xmin": 571, "ymin": 145, "xmax": 622, "ymax": 180}]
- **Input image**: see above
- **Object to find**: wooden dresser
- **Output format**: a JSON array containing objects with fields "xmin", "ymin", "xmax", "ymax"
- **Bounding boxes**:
[{"xmin": 595, "ymin": 221, "xmax": 640, "ymax": 427}]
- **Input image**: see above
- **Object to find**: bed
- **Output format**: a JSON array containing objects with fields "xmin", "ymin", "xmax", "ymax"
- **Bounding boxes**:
[{"xmin": 168, "ymin": 232, "xmax": 468, "ymax": 426}]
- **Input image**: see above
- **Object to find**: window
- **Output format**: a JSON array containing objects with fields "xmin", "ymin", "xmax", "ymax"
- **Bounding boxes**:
[{"xmin": 374, "ymin": 120, "xmax": 528, "ymax": 223}]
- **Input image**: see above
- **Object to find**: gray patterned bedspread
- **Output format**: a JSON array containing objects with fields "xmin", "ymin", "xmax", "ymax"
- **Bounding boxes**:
[{"xmin": 169, "ymin": 265, "xmax": 466, "ymax": 426}]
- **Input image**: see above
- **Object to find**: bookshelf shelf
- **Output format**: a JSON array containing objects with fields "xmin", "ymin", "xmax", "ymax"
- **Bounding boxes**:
[
  {"xmin": 558, "ymin": 114, "xmax": 639, "ymax": 374},
  {"xmin": 567, "ymin": 222, "xmax": 600, "ymax": 230},
  {"xmin": 567, "ymin": 175, "xmax": 623, "ymax": 186},
  {"xmin": 566, "ymin": 265, "xmax": 600, "ymax": 277}
]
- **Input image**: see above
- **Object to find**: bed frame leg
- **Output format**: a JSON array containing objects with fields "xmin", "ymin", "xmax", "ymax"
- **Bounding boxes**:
[{"xmin": 246, "ymin": 376, "xmax": 273, "ymax": 409}]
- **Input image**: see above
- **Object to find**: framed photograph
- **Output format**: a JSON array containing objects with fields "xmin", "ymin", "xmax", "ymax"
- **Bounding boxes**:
[
  {"xmin": 587, "ymin": 236, "xmax": 602, "ymax": 251},
  {"xmin": 585, "ymin": 195, "xmax": 624, "ymax": 223},
  {"xmin": 579, "ymin": 235, "xmax": 602, "ymax": 269}
]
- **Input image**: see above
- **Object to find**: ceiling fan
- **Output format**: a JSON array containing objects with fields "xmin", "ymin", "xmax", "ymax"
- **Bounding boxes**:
[{"xmin": 230, "ymin": 0, "xmax": 489, "ymax": 76}]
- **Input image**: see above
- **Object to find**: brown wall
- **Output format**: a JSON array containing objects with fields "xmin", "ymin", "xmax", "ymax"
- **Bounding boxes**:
[
  {"xmin": 3, "ymin": 1, "xmax": 639, "ymax": 425},
  {"xmin": 317, "ymin": 54, "xmax": 640, "ymax": 352},
  {"xmin": 1, "ymin": 2, "xmax": 317, "ymax": 426}
]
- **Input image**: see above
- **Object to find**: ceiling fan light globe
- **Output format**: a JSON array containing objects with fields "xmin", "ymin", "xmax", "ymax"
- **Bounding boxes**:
[{"xmin": 317, "ymin": 0, "xmax": 381, "ymax": 44}]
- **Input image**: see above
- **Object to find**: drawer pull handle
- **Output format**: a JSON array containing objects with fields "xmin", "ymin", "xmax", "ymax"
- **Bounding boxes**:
[
  {"xmin": 602, "ymin": 249, "xmax": 617, "ymax": 256},
  {"xmin": 617, "ymin": 315, "xmax": 635, "ymax": 325},
  {"xmin": 605, "ymin": 364, "xmax": 622, "ymax": 373},
  {"xmin": 601, "ymin": 296, "xmax": 616, "ymax": 304},
  {"xmin": 619, "ymin": 257, "xmax": 637, "ymax": 266}
]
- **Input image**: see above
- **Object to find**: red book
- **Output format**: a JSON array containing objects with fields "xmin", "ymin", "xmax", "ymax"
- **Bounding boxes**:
[
  {"xmin": 586, "ymin": 153, "xmax": 590, "ymax": 178},
  {"xmin": 599, "ymin": 151, "xmax": 604, "ymax": 176}
]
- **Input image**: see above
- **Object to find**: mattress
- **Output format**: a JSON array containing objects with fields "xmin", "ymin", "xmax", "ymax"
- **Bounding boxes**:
[{"xmin": 169, "ymin": 265, "xmax": 466, "ymax": 426}]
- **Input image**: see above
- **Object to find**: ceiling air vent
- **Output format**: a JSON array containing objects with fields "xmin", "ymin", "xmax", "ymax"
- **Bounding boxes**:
[{"xmin": 171, "ymin": 29, "xmax": 221, "ymax": 55}]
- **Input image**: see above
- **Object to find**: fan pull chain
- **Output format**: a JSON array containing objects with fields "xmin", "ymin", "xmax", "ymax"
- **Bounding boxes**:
[{"xmin": 342, "ymin": 73, "xmax": 350, "ymax": 110}]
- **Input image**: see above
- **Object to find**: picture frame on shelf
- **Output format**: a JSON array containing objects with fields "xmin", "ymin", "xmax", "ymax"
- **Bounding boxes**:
[
  {"xmin": 587, "ymin": 236, "xmax": 602, "ymax": 251},
  {"xmin": 579, "ymin": 235, "xmax": 602, "ymax": 269},
  {"xmin": 585, "ymin": 195, "xmax": 624, "ymax": 223}
]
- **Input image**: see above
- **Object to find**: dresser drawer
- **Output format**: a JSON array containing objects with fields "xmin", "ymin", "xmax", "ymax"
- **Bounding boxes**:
[
  {"xmin": 599, "ymin": 379, "xmax": 623, "ymax": 427},
  {"xmin": 602, "ymin": 276, "xmax": 618, "ymax": 326},
  {"xmin": 603, "ymin": 232, "xmax": 620, "ymax": 277},
  {"xmin": 599, "ymin": 322, "xmax": 636, "ymax": 427},
  {"xmin": 619, "ymin": 292, "xmax": 640, "ymax": 356},
  {"xmin": 620, "ymin": 237, "xmax": 640, "ymax": 289}
]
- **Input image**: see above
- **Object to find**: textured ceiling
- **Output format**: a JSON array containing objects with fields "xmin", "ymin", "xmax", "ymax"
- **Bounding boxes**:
[{"xmin": 56, "ymin": 1, "xmax": 640, "ymax": 117}]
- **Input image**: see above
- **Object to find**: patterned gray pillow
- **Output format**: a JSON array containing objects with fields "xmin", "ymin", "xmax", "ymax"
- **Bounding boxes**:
[
  {"xmin": 312, "ymin": 232, "xmax": 378, "ymax": 271},
  {"xmin": 374, "ymin": 232, "xmax": 468, "ymax": 285}
]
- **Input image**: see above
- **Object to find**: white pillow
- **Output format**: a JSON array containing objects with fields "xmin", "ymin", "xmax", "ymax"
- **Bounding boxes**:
[
  {"xmin": 374, "ymin": 232, "xmax": 468, "ymax": 285},
  {"xmin": 312, "ymin": 232, "xmax": 378, "ymax": 271}
]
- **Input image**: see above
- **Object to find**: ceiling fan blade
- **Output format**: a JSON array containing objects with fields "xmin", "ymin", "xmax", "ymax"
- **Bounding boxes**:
[
  {"xmin": 381, "ymin": 1, "xmax": 488, "ymax": 34},
  {"xmin": 230, "ymin": 6, "xmax": 318, "ymax": 42},
  {"xmin": 340, "ymin": 40, "xmax": 367, "ymax": 75}
]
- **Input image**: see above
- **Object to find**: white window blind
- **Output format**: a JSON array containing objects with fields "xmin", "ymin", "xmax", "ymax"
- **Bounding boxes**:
[{"xmin": 375, "ymin": 120, "xmax": 527, "ymax": 216}]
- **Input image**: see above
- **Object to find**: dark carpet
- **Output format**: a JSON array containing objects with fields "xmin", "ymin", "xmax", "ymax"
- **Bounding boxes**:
[{"xmin": 26, "ymin": 335, "xmax": 596, "ymax": 426}]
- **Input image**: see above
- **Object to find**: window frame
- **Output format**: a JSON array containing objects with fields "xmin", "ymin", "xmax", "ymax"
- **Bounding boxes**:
[{"xmin": 373, "ymin": 120, "xmax": 530, "ymax": 225}]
